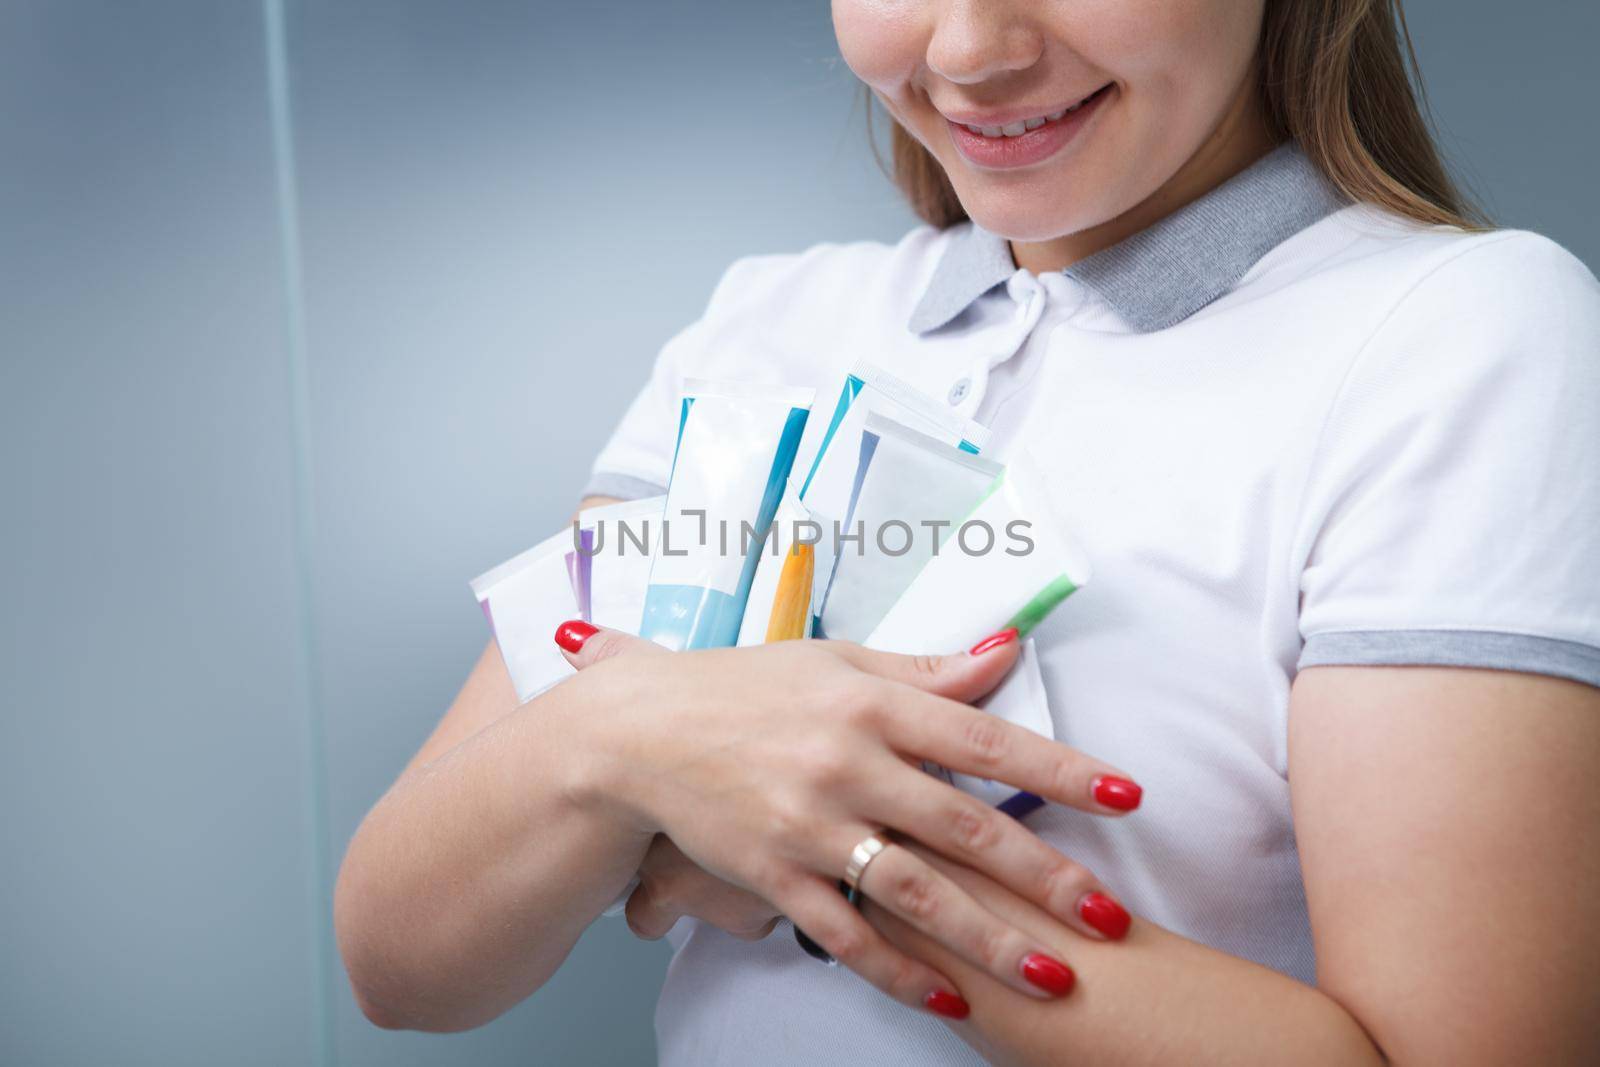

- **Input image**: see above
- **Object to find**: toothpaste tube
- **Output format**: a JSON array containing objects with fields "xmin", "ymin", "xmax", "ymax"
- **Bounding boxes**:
[
  {"xmin": 863, "ymin": 451, "xmax": 1091, "ymax": 812},
  {"xmin": 929, "ymin": 638, "xmax": 1056, "ymax": 810},
  {"xmin": 817, "ymin": 412, "xmax": 1001, "ymax": 642},
  {"xmin": 862, "ymin": 451, "xmax": 1091, "ymax": 652},
  {"xmin": 794, "ymin": 361, "xmax": 989, "ymax": 507},
  {"xmin": 790, "ymin": 362, "xmax": 989, "ymax": 631},
  {"xmin": 577, "ymin": 495, "xmax": 665, "ymax": 635},
  {"xmin": 640, "ymin": 379, "xmax": 813, "ymax": 650},
  {"xmin": 736, "ymin": 479, "xmax": 817, "ymax": 645},
  {"xmin": 471, "ymin": 528, "xmax": 581, "ymax": 703}
]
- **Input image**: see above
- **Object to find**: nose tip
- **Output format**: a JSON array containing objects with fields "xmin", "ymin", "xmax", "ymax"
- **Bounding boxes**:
[{"xmin": 926, "ymin": 13, "xmax": 1044, "ymax": 85}]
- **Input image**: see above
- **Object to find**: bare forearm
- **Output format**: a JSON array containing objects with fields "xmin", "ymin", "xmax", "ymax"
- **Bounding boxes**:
[
  {"xmin": 897, "ymin": 670, "xmax": 1600, "ymax": 1065},
  {"xmin": 957, "ymin": 920, "xmax": 1379, "ymax": 1066},
  {"xmin": 869, "ymin": 860, "xmax": 1382, "ymax": 1066},
  {"xmin": 334, "ymin": 677, "xmax": 650, "ymax": 1032}
]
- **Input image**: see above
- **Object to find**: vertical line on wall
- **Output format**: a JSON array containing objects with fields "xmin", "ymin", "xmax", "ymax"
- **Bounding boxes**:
[{"xmin": 263, "ymin": 2, "xmax": 336, "ymax": 1064}]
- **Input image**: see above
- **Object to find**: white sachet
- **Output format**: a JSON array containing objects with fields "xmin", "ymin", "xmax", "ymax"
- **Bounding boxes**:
[{"xmin": 471, "ymin": 528, "xmax": 579, "ymax": 704}]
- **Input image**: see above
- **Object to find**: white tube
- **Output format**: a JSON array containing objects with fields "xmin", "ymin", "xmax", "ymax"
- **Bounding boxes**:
[
  {"xmin": 793, "ymin": 361, "xmax": 989, "ymax": 511},
  {"xmin": 862, "ymin": 451, "xmax": 1091, "ymax": 653},
  {"xmin": 863, "ymin": 452, "xmax": 1091, "ymax": 811},
  {"xmin": 936, "ymin": 638, "xmax": 1057, "ymax": 807},
  {"xmin": 792, "ymin": 362, "xmax": 989, "ymax": 629},
  {"xmin": 640, "ymin": 379, "xmax": 814, "ymax": 650},
  {"xmin": 817, "ymin": 413, "xmax": 1001, "ymax": 642}
]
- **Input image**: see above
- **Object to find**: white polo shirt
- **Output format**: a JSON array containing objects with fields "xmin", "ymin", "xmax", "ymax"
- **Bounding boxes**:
[{"xmin": 583, "ymin": 144, "xmax": 1600, "ymax": 1066}]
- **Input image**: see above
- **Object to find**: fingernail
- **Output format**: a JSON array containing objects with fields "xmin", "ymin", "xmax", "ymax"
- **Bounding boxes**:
[
  {"xmin": 1020, "ymin": 953, "xmax": 1076, "ymax": 997},
  {"xmin": 554, "ymin": 619, "xmax": 598, "ymax": 653},
  {"xmin": 1091, "ymin": 775, "xmax": 1142, "ymax": 811},
  {"xmin": 923, "ymin": 989, "xmax": 971, "ymax": 1019},
  {"xmin": 968, "ymin": 627, "xmax": 1019, "ymax": 656},
  {"xmin": 1078, "ymin": 891, "xmax": 1132, "ymax": 940}
]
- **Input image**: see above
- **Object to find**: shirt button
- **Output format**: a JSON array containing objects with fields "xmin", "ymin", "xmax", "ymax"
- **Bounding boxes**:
[{"xmin": 947, "ymin": 377, "xmax": 972, "ymax": 405}]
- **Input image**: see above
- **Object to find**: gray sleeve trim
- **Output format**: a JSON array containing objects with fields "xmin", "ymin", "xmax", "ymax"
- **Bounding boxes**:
[
  {"xmin": 1299, "ymin": 630, "xmax": 1600, "ymax": 690},
  {"xmin": 581, "ymin": 471, "xmax": 668, "ymax": 502}
]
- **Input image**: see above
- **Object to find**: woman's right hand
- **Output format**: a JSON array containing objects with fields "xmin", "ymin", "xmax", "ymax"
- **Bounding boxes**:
[{"xmin": 554, "ymin": 621, "xmax": 1141, "ymax": 1017}]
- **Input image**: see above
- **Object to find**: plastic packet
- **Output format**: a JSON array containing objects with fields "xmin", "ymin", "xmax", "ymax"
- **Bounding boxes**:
[
  {"xmin": 577, "ymin": 495, "xmax": 665, "ymax": 635},
  {"xmin": 736, "ymin": 479, "xmax": 817, "ymax": 645},
  {"xmin": 640, "ymin": 379, "xmax": 814, "ymax": 650},
  {"xmin": 817, "ymin": 413, "xmax": 1001, "ymax": 642},
  {"xmin": 791, "ymin": 362, "xmax": 989, "ymax": 629},
  {"xmin": 471, "ymin": 528, "xmax": 580, "ymax": 703}
]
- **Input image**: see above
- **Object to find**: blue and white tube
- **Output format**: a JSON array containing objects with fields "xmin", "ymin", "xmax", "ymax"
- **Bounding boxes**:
[{"xmin": 640, "ymin": 379, "xmax": 814, "ymax": 651}]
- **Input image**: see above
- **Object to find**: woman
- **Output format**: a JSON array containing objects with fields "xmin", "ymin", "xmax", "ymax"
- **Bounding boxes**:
[{"xmin": 335, "ymin": 1, "xmax": 1600, "ymax": 1062}]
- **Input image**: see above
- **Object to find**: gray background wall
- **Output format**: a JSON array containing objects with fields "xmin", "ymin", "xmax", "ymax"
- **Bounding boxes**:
[{"xmin": 1, "ymin": 2, "xmax": 1594, "ymax": 1064}]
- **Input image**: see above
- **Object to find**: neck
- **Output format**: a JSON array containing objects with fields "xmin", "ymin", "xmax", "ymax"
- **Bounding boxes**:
[{"xmin": 1010, "ymin": 85, "xmax": 1278, "ymax": 275}]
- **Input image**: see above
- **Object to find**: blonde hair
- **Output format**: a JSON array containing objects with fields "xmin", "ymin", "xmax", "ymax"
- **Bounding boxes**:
[{"xmin": 882, "ymin": 0, "xmax": 1482, "ymax": 230}]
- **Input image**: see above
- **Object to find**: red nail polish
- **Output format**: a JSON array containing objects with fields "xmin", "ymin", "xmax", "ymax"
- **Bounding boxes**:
[
  {"xmin": 554, "ymin": 619, "xmax": 598, "ymax": 653},
  {"xmin": 923, "ymin": 989, "xmax": 971, "ymax": 1019},
  {"xmin": 968, "ymin": 627, "xmax": 1019, "ymax": 656},
  {"xmin": 1020, "ymin": 953, "xmax": 1075, "ymax": 997},
  {"xmin": 1078, "ymin": 892, "xmax": 1131, "ymax": 940},
  {"xmin": 1092, "ymin": 775, "xmax": 1142, "ymax": 811}
]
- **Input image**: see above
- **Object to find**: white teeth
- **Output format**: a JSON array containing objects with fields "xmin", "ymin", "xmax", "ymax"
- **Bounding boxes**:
[{"xmin": 961, "ymin": 104, "xmax": 1087, "ymax": 138}]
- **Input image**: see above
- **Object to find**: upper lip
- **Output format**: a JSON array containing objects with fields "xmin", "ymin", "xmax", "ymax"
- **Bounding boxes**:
[{"xmin": 935, "ymin": 84, "xmax": 1110, "ymax": 128}]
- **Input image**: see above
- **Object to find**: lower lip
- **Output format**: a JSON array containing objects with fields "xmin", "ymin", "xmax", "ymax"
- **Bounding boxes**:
[{"xmin": 947, "ymin": 87, "xmax": 1111, "ymax": 170}]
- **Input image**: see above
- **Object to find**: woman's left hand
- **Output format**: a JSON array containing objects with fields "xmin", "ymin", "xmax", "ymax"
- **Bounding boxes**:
[
  {"xmin": 858, "ymin": 839, "xmax": 1088, "ymax": 969},
  {"xmin": 626, "ymin": 833, "xmax": 781, "ymax": 942},
  {"xmin": 858, "ymin": 841, "xmax": 1107, "ymax": 1066}
]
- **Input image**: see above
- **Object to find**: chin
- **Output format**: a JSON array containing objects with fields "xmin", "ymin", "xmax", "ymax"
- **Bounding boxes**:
[
  {"xmin": 951, "ymin": 188, "xmax": 1109, "ymax": 244},
  {"xmin": 940, "ymin": 158, "xmax": 1133, "ymax": 244}
]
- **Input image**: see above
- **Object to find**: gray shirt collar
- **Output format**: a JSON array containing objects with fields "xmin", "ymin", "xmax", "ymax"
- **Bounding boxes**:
[{"xmin": 907, "ymin": 143, "xmax": 1347, "ymax": 334}]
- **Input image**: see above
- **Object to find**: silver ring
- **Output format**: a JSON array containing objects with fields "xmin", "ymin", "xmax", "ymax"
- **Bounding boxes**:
[{"xmin": 843, "ymin": 831, "xmax": 891, "ymax": 892}]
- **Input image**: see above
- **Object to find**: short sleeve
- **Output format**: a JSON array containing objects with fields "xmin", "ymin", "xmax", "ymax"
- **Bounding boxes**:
[{"xmin": 1295, "ymin": 231, "xmax": 1600, "ymax": 689}]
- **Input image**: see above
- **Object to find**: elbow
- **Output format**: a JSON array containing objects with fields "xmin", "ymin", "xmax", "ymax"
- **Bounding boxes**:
[
  {"xmin": 334, "ymin": 852, "xmax": 427, "ymax": 1032},
  {"xmin": 352, "ymin": 988, "xmax": 408, "ymax": 1032},
  {"xmin": 347, "ymin": 980, "xmax": 498, "ymax": 1035},
  {"xmin": 342, "ymin": 964, "xmax": 477, "ymax": 1034},
  {"xmin": 334, "ymin": 859, "xmax": 508, "ymax": 1034},
  {"xmin": 337, "ymin": 919, "xmax": 464, "ymax": 1033},
  {"xmin": 336, "ymin": 918, "xmax": 418, "ymax": 1033},
  {"xmin": 345, "ymin": 983, "xmax": 476, "ymax": 1034}
]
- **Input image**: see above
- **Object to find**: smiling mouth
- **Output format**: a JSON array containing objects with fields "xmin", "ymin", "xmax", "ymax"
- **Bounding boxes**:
[{"xmin": 954, "ymin": 84, "xmax": 1112, "ymax": 138}]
